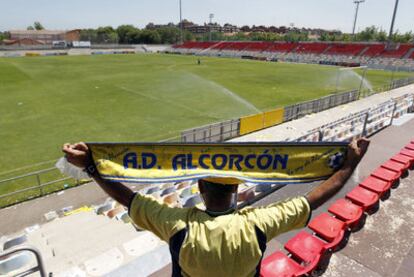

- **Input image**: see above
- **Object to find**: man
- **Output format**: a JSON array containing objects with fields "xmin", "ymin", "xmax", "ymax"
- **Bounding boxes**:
[{"xmin": 63, "ymin": 138, "xmax": 369, "ymax": 277}]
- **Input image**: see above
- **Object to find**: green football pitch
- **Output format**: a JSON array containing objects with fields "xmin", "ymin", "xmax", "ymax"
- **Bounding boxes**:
[{"xmin": 0, "ymin": 53, "xmax": 413, "ymax": 180}]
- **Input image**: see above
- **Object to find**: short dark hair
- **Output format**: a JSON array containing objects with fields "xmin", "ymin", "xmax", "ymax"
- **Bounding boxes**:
[{"xmin": 198, "ymin": 179, "xmax": 235, "ymax": 194}]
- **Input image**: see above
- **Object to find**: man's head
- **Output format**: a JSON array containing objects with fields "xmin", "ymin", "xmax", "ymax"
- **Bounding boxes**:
[{"xmin": 198, "ymin": 179, "xmax": 239, "ymax": 215}]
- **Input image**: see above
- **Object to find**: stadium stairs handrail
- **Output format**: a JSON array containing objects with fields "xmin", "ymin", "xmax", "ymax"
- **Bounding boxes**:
[{"xmin": 0, "ymin": 246, "xmax": 47, "ymax": 277}]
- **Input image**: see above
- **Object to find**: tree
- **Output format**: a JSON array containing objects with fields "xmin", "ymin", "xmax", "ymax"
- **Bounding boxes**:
[
  {"xmin": 116, "ymin": 25, "xmax": 138, "ymax": 44},
  {"xmin": 183, "ymin": 30, "xmax": 194, "ymax": 42},
  {"xmin": 96, "ymin": 26, "xmax": 118, "ymax": 43},
  {"xmin": 240, "ymin": 25, "xmax": 250, "ymax": 32},
  {"xmin": 128, "ymin": 29, "xmax": 141, "ymax": 44},
  {"xmin": 156, "ymin": 27, "xmax": 181, "ymax": 44},
  {"xmin": 376, "ymin": 29, "xmax": 388, "ymax": 42},
  {"xmin": 34, "ymin": 22, "xmax": 44, "ymax": 30},
  {"xmin": 341, "ymin": 33, "xmax": 352, "ymax": 42},
  {"xmin": 138, "ymin": 29, "xmax": 161, "ymax": 44},
  {"xmin": 397, "ymin": 31, "xmax": 413, "ymax": 43},
  {"xmin": 232, "ymin": 32, "xmax": 248, "ymax": 41},
  {"xmin": 355, "ymin": 26, "xmax": 377, "ymax": 41},
  {"xmin": 80, "ymin": 29, "xmax": 98, "ymax": 42},
  {"xmin": 27, "ymin": 26, "xmax": 35, "ymax": 30},
  {"xmin": 284, "ymin": 31, "xmax": 308, "ymax": 42}
]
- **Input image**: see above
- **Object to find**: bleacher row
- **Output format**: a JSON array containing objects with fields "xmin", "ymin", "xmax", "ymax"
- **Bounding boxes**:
[
  {"xmin": 260, "ymin": 140, "xmax": 414, "ymax": 277},
  {"xmin": 173, "ymin": 41, "xmax": 414, "ymax": 59},
  {"xmin": 170, "ymin": 41, "xmax": 414, "ymax": 70}
]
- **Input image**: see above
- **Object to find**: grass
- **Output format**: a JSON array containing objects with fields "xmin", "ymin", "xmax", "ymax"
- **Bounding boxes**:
[{"xmin": 0, "ymin": 53, "xmax": 412, "ymax": 206}]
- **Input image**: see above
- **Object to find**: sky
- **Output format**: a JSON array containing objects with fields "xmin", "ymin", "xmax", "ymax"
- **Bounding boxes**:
[{"xmin": 0, "ymin": 0, "xmax": 413, "ymax": 33}]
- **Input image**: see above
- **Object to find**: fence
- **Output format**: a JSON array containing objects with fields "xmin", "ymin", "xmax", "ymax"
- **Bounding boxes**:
[
  {"xmin": 0, "ymin": 167, "xmax": 80, "ymax": 208},
  {"xmin": 367, "ymin": 64, "xmax": 414, "ymax": 73},
  {"xmin": 283, "ymin": 90, "xmax": 359, "ymax": 122},
  {"xmin": 182, "ymin": 119, "xmax": 240, "ymax": 142},
  {"xmin": 180, "ymin": 77, "xmax": 414, "ymax": 143}
]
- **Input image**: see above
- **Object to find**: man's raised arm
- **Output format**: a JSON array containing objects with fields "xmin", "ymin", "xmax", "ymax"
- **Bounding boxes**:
[
  {"xmin": 306, "ymin": 138, "xmax": 370, "ymax": 210},
  {"xmin": 62, "ymin": 142, "xmax": 134, "ymax": 207}
]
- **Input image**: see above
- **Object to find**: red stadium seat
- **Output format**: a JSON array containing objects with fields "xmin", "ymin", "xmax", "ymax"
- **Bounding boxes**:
[
  {"xmin": 371, "ymin": 166, "xmax": 401, "ymax": 184},
  {"xmin": 328, "ymin": 199, "xmax": 363, "ymax": 229},
  {"xmin": 405, "ymin": 143, "xmax": 414, "ymax": 151},
  {"xmin": 308, "ymin": 213, "xmax": 346, "ymax": 250},
  {"xmin": 381, "ymin": 160, "xmax": 409, "ymax": 175},
  {"xmin": 284, "ymin": 231, "xmax": 326, "ymax": 266},
  {"xmin": 400, "ymin": 148, "xmax": 414, "ymax": 159},
  {"xmin": 359, "ymin": 176, "xmax": 392, "ymax": 197},
  {"xmin": 294, "ymin": 43, "xmax": 329, "ymax": 54},
  {"xmin": 346, "ymin": 186, "xmax": 379, "ymax": 211},
  {"xmin": 362, "ymin": 44, "xmax": 386, "ymax": 57},
  {"xmin": 380, "ymin": 44, "xmax": 413, "ymax": 58},
  {"xmin": 325, "ymin": 43, "xmax": 367, "ymax": 56},
  {"xmin": 391, "ymin": 154, "xmax": 413, "ymax": 168},
  {"xmin": 260, "ymin": 252, "xmax": 304, "ymax": 277},
  {"xmin": 266, "ymin": 43, "xmax": 298, "ymax": 53}
]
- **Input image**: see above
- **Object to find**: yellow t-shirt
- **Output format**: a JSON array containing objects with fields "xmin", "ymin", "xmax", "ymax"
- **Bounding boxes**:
[{"xmin": 129, "ymin": 193, "xmax": 310, "ymax": 277}]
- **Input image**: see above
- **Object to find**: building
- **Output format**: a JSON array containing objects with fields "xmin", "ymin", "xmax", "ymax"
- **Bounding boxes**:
[
  {"xmin": 8, "ymin": 29, "xmax": 81, "ymax": 45},
  {"xmin": 222, "ymin": 24, "xmax": 240, "ymax": 34}
]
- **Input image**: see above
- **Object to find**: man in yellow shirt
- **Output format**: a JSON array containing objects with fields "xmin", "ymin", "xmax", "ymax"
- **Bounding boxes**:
[{"xmin": 63, "ymin": 139, "xmax": 369, "ymax": 276}]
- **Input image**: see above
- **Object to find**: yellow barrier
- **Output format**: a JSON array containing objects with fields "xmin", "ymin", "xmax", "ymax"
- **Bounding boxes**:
[
  {"xmin": 25, "ymin": 52, "xmax": 41, "ymax": 57},
  {"xmin": 264, "ymin": 108, "xmax": 284, "ymax": 128},
  {"xmin": 240, "ymin": 107, "xmax": 285, "ymax": 135},
  {"xmin": 240, "ymin": 113, "xmax": 264, "ymax": 135},
  {"xmin": 64, "ymin": 206, "xmax": 93, "ymax": 216}
]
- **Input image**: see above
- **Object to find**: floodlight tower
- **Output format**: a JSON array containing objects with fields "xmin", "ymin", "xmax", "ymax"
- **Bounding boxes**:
[
  {"xmin": 388, "ymin": 0, "xmax": 400, "ymax": 44},
  {"xmin": 209, "ymin": 13, "xmax": 214, "ymax": 41},
  {"xmin": 352, "ymin": 0, "xmax": 365, "ymax": 37},
  {"xmin": 179, "ymin": 0, "xmax": 183, "ymax": 44}
]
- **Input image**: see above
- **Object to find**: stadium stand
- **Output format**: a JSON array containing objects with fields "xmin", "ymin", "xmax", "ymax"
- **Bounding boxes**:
[{"xmin": 169, "ymin": 41, "xmax": 414, "ymax": 70}]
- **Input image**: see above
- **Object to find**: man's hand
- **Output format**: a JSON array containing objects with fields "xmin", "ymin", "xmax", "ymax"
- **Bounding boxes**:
[
  {"xmin": 306, "ymin": 137, "xmax": 370, "ymax": 210},
  {"xmin": 63, "ymin": 142, "xmax": 134, "ymax": 207},
  {"xmin": 344, "ymin": 138, "xmax": 370, "ymax": 168},
  {"xmin": 62, "ymin": 142, "xmax": 92, "ymax": 169}
]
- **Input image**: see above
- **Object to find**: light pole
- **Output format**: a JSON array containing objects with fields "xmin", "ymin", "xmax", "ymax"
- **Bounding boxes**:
[
  {"xmin": 388, "ymin": 0, "xmax": 400, "ymax": 45},
  {"xmin": 209, "ymin": 13, "xmax": 214, "ymax": 42},
  {"xmin": 179, "ymin": 0, "xmax": 183, "ymax": 44},
  {"xmin": 352, "ymin": 0, "xmax": 365, "ymax": 37}
]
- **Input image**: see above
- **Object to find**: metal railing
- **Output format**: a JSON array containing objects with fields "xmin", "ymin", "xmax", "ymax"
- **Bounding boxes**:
[
  {"xmin": 283, "ymin": 90, "xmax": 359, "ymax": 122},
  {"xmin": 0, "ymin": 167, "xmax": 78, "ymax": 208},
  {"xmin": 182, "ymin": 119, "xmax": 240, "ymax": 143},
  {"xmin": 0, "ymin": 246, "xmax": 47, "ymax": 277}
]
